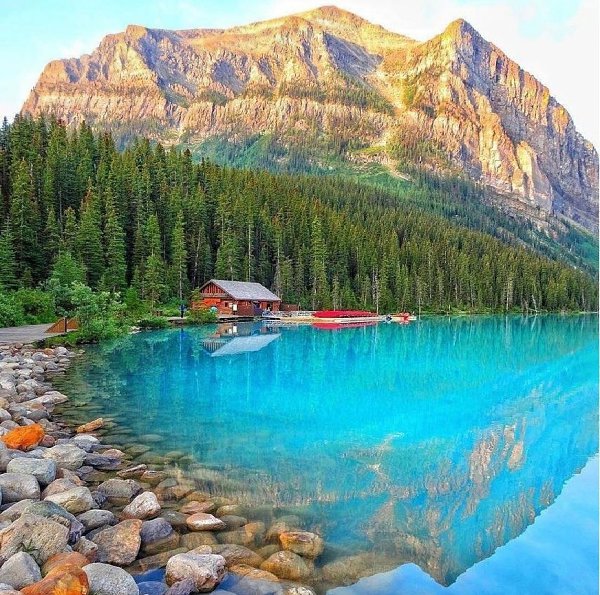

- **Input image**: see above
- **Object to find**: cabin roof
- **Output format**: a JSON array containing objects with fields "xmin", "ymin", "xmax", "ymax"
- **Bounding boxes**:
[{"xmin": 201, "ymin": 279, "xmax": 281, "ymax": 301}]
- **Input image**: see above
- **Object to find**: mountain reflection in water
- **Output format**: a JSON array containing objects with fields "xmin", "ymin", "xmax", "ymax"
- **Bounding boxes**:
[{"xmin": 54, "ymin": 315, "xmax": 598, "ymax": 587}]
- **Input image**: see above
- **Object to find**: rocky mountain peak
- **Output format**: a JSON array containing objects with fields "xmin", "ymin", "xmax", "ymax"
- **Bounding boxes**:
[{"xmin": 22, "ymin": 6, "xmax": 598, "ymax": 233}]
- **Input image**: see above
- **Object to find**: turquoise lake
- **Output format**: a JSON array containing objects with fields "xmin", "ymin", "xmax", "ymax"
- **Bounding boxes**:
[{"xmin": 54, "ymin": 315, "xmax": 599, "ymax": 593}]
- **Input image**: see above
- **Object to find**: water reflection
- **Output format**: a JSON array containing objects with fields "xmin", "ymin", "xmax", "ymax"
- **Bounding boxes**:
[{"xmin": 54, "ymin": 315, "xmax": 598, "ymax": 587}]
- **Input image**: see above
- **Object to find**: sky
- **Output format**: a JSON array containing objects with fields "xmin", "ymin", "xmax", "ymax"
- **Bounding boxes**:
[{"xmin": 0, "ymin": 0, "xmax": 597, "ymax": 146}]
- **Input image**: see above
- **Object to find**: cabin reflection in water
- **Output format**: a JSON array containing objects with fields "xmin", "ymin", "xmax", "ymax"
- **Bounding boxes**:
[{"xmin": 201, "ymin": 322, "xmax": 280, "ymax": 357}]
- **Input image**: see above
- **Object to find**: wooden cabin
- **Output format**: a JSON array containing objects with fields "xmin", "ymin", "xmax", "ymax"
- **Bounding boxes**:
[{"xmin": 194, "ymin": 279, "xmax": 281, "ymax": 316}]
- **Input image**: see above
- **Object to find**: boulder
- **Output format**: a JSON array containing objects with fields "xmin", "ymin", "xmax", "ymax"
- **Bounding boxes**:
[
  {"xmin": 209, "ymin": 544, "xmax": 263, "ymax": 568},
  {"xmin": 83, "ymin": 563, "xmax": 139, "ymax": 595},
  {"xmin": 122, "ymin": 492, "xmax": 160, "ymax": 520},
  {"xmin": 186, "ymin": 513, "xmax": 226, "ymax": 532},
  {"xmin": 165, "ymin": 553, "xmax": 226, "ymax": 591},
  {"xmin": 6, "ymin": 457, "xmax": 56, "ymax": 486},
  {"xmin": 43, "ymin": 445, "xmax": 86, "ymax": 470},
  {"xmin": 279, "ymin": 532, "xmax": 324, "ymax": 558},
  {"xmin": 76, "ymin": 419, "xmax": 104, "ymax": 433},
  {"xmin": 180, "ymin": 532, "xmax": 217, "ymax": 549},
  {"xmin": 0, "ymin": 424, "xmax": 44, "ymax": 450},
  {"xmin": 44, "ymin": 487, "xmax": 95, "ymax": 514},
  {"xmin": 42, "ymin": 552, "xmax": 90, "ymax": 575},
  {"xmin": 0, "ymin": 552, "xmax": 41, "ymax": 589},
  {"xmin": 73, "ymin": 537, "xmax": 98, "ymax": 562},
  {"xmin": 76, "ymin": 509, "xmax": 116, "ymax": 532},
  {"xmin": 0, "ymin": 473, "xmax": 40, "ymax": 502},
  {"xmin": 220, "ymin": 515, "xmax": 248, "ymax": 531},
  {"xmin": 260, "ymin": 551, "xmax": 313, "ymax": 581},
  {"xmin": 229, "ymin": 562, "xmax": 279, "ymax": 581},
  {"xmin": 91, "ymin": 519, "xmax": 142, "ymax": 566},
  {"xmin": 0, "ymin": 514, "xmax": 69, "ymax": 564},
  {"xmin": 180, "ymin": 501, "xmax": 216, "ymax": 515},
  {"xmin": 96, "ymin": 479, "xmax": 141, "ymax": 501},
  {"xmin": 42, "ymin": 478, "xmax": 79, "ymax": 498},
  {"xmin": 19, "ymin": 567, "xmax": 89, "ymax": 594}
]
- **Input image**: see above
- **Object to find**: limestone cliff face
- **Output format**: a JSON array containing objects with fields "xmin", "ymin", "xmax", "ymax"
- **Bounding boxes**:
[{"xmin": 23, "ymin": 6, "xmax": 598, "ymax": 231}]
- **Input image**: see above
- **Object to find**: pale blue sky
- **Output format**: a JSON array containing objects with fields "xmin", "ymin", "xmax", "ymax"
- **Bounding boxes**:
[{"xmin": 1, "ymin": 0, "xmax": 597, "ymax": 145}]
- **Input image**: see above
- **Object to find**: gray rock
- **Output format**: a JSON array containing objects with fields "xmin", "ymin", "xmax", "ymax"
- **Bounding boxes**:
[
  {"xmin": 123, "ymin": 491, "xmax": 161, "ymax": 520},
  {"xmin": 77, "ymin": 509, "xmax": 116, "ymax": 532},
  {"xmin": 140, "ymin": 518, "xmax": 173, "ymax": 546},
  {"xmin": 6, "ymin": 457, "xmax": 56, "ymax": 486},
  {"xmin": 96, "ymin": 478, "xmax": 142, "ymax": 501},
  {"xmin": 83, "ymin": 562, "xmax": 140, "ymax": 595},
  {"xmin": 41, "ymin": 478, "xmax": 79, "ymax": 498},
  {"xmin": 0, "ymin": 473, "xmax": 40, "ymax": 503},
  {"xmin": 19, "ymin": 500, "xmax": 83, "ymax": 544},
  {"xmin": 0, "ymin": 513, "xmax": 69, "ymax": 564},
  {"xmin": 74, "ymin": 536, "xmax": 98, "ymax": 561},
  {"xmin": 0, "ymin": 552, "xmax": 41, "ymax": 589},
  {"xmin": 44, "ymin": 486, "xmax": 95, "ymax": 514},
  {"xmin": 92, "ymin": 519, "xmax": 142, "ymax": 566},
  {"xmin": 165, "ymin": 553, "xmax": 226, "ymax": 590},
  {"xmin": 84, "ymin": 452, "xmax": 122, "ymax": 470},
  {"xmin": 43, "ymin": 444, "xmax": 86, "ymax": 470}
]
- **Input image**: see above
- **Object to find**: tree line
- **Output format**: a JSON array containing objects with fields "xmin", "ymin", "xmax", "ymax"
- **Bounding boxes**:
[{"xmin": 0, "ymin": 115, "xmax": 597, "ymax": 314}]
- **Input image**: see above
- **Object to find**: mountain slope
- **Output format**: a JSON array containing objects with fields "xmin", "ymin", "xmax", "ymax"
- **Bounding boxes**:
[{"xmin": 22, "ymin": 6, "xmax": 598, "ymax": 233}]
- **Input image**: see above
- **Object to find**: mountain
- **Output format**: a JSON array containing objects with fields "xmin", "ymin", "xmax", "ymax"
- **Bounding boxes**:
[{"xmin": 22, "ymin": 6, "xmax": 598, "ymax": 234}]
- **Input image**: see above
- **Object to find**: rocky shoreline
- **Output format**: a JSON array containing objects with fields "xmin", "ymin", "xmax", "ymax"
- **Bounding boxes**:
[{"xmin": 0, "ymin": 343, "xmax": 325, "ymax": 595}]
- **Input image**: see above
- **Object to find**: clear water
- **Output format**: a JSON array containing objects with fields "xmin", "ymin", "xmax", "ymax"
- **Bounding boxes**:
[{"xmin": 55, "ymin": 315, "xmax": 598, "ymax": 590}]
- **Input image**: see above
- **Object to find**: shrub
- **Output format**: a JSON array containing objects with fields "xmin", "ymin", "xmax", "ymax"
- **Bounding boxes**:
[
  {"xmin": 70, "ymin": 283, "xmax": 126, "ymax": 342},
  {"xmin": 14, "ymin": 289, "xmax": 56, "ymax": 323},
  {"xmin": 137, "ymin": 316, "xmax": 170, "ymax": 329},
  {"xmin": 187, "ymin": 307, "xmax": 218, "ymax": 324},
  {"xmin": 0, "ymin": 292, "xmax": 25, "ymax": 327}
]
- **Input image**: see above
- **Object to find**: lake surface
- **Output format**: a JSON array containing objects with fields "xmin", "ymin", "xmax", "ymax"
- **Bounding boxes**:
[{"xmin": 54, "ymin": 315, "xmax": 598, "ymax": 592}]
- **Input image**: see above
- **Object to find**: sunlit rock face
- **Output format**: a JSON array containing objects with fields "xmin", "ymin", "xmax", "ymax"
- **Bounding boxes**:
[{"xmin": 23, "ymin": 6, "xmax": 598, "ymax": 232}]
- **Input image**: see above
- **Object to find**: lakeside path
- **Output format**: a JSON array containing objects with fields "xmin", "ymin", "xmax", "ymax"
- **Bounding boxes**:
[{"xmin": 0, "ymin": 324, "xmax": 62, "ymax": 344}]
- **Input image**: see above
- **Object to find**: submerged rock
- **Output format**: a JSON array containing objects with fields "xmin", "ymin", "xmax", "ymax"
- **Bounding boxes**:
[
  {"xmin": 279, "ymin": 532, "xmax": 324, "ymax": 559},
  {"xmin": 186, "ymin": 513, "xmax": 226, "ymax": 532},
  {"xmin": 165, "ymin": 552, "xmax": 226, "ymax": 590},
  {"xmin": 122, "ymin": 491, "xmax": 161, "ymax": 520},
  {"xmin": 260, "ymin": 551, "xmax": 314, "ymax": 581}
]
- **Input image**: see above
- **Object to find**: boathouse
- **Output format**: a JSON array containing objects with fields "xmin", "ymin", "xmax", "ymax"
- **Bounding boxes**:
[{"xmin": 195, "ymin": 279, "xmax": 281, "ymax": 316}]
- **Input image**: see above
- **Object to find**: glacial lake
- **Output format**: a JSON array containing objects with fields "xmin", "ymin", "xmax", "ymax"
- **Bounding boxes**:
[{"xmin": 54, "ymin": 315, "xmax": 599, "ymax": 593}]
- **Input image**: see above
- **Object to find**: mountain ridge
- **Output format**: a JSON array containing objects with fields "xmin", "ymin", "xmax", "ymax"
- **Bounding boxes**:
[{"xmin": 22, "ymin": 6, "xmax": 599, "ymax": 233}]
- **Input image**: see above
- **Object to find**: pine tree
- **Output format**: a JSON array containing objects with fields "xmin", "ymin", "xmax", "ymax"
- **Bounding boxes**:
[
  {"xmin": 143, "ymin": 214, "xmax": 166, "ymax": 307},
  {"xmin": 169, "ymin": 210, "xmax": 188, "ymax": 301},
  {"xmin": 310, "ymin": 215, "xmax": 329, "ymax": 309},
  {"xmin": 62, "ymin": 207, "xmax": 78, "ymax": 253},
  {"xmin": 44, "ymin": 209, "xmax": 61, "ymax": 264},
  {"xmin": 102, "ymin": 191, "xmax": 127, "ymax": 292},
  {"xmin": 0, "ymin": 222, "xmax": 17, "ymax": 289},
  {"xmin": 9, "ymin": 159, "xmax": 39, "ymax": 280},
  {"xmin": 76, "ymin": 185, "xmax": 104, "ymax": 288}
]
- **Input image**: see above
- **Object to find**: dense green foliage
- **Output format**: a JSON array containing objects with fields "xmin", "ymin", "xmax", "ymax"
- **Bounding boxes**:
[
  {"xmin": 192, "ymin": 135, "xmax": 598, "ymax": 275},
  {"xmin": 0, "ymin": 115, "xmax": 597, "ymax": 315}
]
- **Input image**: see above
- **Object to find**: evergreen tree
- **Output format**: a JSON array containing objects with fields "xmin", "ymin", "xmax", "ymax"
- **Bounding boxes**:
[
  {"xmin": 143, "ymin": 214, "xmax": 166, "ymax": 307},
  {"xmin": 169, "ymin": 210, "xmax": 188, "ymax": 301},
  {"xmin": 76, "ymin": 185, "xmax": 104, "ymax": 287},
  {"xmin": 102, "ymin": 191, "xmax": 127, "ymax": 292},
  {"xmin": 9, "ymin": 159, "xmax": 40, "ymax": 280},
  {"xmin": 0, "ymin": 222, "xmax": 17, "ymax": 289}
]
